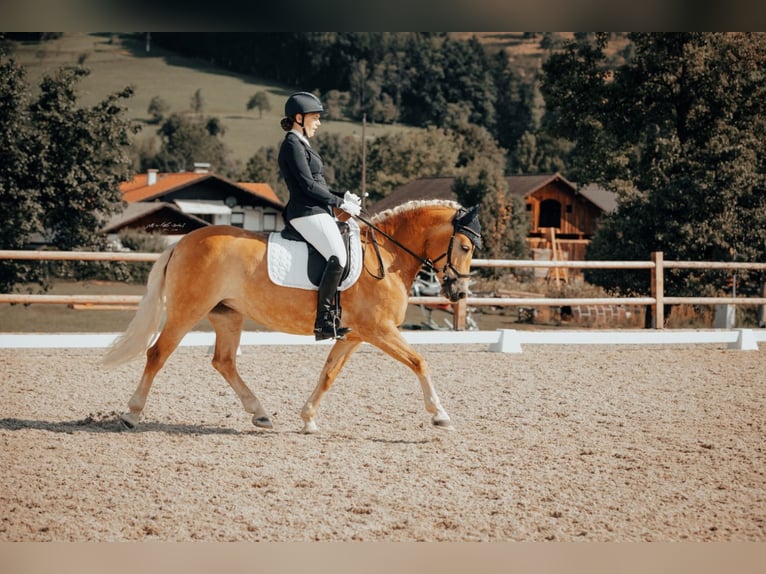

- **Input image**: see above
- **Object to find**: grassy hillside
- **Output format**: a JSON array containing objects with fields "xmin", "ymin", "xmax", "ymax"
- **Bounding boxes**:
[{"xmin": 11, "ymin": 33, "xmax": 414, "ymax": 165}]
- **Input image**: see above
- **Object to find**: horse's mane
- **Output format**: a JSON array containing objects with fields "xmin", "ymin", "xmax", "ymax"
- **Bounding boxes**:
[{"xmin": 369, "ymin": 199, "xmax": 462, "ymax": 225}]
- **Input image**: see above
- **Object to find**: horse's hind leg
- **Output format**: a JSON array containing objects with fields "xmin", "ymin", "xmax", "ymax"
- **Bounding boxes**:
[
  {"xmin": 121, "ymin": 318, "xmax": 197, "ymax": 429},
  {"xmin": 300, "ymin": 338, "xmax": 362, "ymax": 433},
  {"xmin": 208, "ymin": 308, "xmax": 272, "ymax": 429}
]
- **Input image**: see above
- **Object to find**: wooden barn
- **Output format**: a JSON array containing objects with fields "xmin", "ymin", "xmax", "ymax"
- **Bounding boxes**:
[{"xmin": 371, "ymin": 173, "xmax": 617, "ymax": 266}]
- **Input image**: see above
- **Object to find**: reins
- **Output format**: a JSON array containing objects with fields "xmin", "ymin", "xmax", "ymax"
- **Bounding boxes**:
[{"xmin": 355, "ymin": 211, "xmax": 442, "ymax": 280}]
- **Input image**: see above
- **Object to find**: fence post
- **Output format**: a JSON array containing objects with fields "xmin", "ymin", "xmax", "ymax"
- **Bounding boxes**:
[
  {"xmin": 651, "ymin": 251, "xmax": 664, "ymax": 329},
  {"xmin": 759, "ymin": 283, "xmax": 766, "ymax": 328},
  {"xmin": 452, "ymin": 299, "xmax": 467, "ymax": 331}
]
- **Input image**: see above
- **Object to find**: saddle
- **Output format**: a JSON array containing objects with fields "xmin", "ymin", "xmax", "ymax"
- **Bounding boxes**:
[{"xmin": 267, "ymin": 218, "xmax": 363, "ymax": 291}]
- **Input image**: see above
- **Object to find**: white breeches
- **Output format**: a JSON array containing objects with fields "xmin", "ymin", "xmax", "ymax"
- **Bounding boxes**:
[{"xmin": 290, "ymin": 213, "xmax": 347, "ymax": 267}]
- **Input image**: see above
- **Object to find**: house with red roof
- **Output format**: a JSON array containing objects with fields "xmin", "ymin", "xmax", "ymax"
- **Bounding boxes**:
[{"xmin": 104, "ymin": 163, "xmax": 284, "ymax": 243}]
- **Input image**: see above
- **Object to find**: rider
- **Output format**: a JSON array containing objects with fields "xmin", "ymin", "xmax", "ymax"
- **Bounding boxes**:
[{"xmin": 278, "ymin": 91, "xmax": 362, "ymax": 341}]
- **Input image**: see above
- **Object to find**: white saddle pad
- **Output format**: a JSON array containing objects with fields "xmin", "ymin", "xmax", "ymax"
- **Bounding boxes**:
[{"xmin": 267, "ymin": 218, "xmax": 363, "ymax": 291}]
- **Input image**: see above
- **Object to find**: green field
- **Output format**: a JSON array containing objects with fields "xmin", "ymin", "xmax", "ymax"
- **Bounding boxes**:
[{"xmin": 12, "ymin": 33, "xmax": 414, "ymax": 164}]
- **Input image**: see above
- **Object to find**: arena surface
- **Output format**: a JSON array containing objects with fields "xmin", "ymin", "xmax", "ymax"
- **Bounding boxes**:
[{"xmin": 1, "ymin": 344, "xmax": 764, "ymax": 541}]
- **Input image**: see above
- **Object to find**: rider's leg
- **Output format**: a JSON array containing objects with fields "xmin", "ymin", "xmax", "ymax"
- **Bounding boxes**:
[{"xmin": 290, "ymin": 214, "xmax": 350, "ymax": 340}]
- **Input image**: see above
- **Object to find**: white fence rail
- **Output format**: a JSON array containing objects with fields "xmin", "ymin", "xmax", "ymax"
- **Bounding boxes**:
[
  {"xmin": 1, "ymin": 328, "xmax": 764, "ymax": 352},
  {"xmin": 2, "ymin": 250, "xmax": 766, "ymax": 330}
]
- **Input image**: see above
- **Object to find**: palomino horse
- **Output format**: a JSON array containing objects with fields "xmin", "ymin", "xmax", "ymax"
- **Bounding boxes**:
[{"xmin": 103, "ymin": 200, "xmax": 481, "ymax": 433}]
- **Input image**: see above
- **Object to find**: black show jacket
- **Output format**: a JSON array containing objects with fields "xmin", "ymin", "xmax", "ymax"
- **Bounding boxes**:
[{"xmin": 278, "ymin": 131, "xmax": 343, "ymax": 223}]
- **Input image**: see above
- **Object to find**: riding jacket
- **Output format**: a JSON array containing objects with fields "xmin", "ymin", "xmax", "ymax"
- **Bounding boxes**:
[{"xmin": 278, "ymin": 131, "xmax": 344, "ymax": 223}]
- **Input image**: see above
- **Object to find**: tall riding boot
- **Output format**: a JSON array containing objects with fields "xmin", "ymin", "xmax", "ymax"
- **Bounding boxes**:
[{"xmin": 314, "ymin": 255, "xmax": 351, "ymax": 341}]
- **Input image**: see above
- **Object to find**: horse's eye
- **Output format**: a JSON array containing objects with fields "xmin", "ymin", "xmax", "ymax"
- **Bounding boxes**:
[{"xmin": 460, "ymin": 244, "xmax": 471, "ymax": 253}]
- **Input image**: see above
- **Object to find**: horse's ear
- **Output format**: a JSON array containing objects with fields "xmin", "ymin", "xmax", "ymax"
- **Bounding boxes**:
[{"xmin": 454, "ymin": 205, "xmax": 482, "ymax": 250}]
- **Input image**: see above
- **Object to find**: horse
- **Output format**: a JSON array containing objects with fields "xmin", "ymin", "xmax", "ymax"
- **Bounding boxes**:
[{"xmin": 103, "ymin": 199, "xmax": 481, "ymax": 433}]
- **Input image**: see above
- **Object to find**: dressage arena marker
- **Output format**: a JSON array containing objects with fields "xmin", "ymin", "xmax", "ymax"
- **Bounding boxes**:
[{"xmin": 0, "ymin": 328, "xmax": 762, "ymax": 352}]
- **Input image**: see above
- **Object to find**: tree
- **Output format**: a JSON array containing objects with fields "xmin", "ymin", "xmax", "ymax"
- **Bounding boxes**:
[
  {"xmin": 190, "ymin": 88, "xmax": 205, "ymax": 115},
  {"xmin": 542, "ymin": 32, "xmax": 766, "ymax": 297},
  {"xmin": 0, "ymin": 52, "xmax": 138, "ymax": 291},
  {"xmin": 243, "ymin": 146, "xmax": 283, "ymax": 200},
  {"xmin": 246, "ymin": 91, "xmax": 271, "ymax": 118},
  {"xmin": 364, "ymin": 127, "xmax": 460, "ymax": 201},
  {"xmin": 154, "ymin": 112, "xmax": 232, "ymax": 176},
  {"xmin": 147, "ymin": 95, "xmax": 170, "ymax": 124},
  {"xmin": 0, "ymin": 51, "xmax": 46, "ymax": 291},
  {"xmin": 320, "ymin": 89, "xmax": 350, "ymax": 120},
  {"xmin": 313, "ymin": 132, "xmax": 363, "ymax": 195},
  {"xmin": 30, "ymin": 66, "xmax": 138, "ymax": 252}
]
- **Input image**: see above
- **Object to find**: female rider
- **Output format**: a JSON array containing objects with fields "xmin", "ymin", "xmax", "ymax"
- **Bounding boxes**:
[{"xmin": 277, "ymin": 92, "xmax": 362, "ymax": 340}]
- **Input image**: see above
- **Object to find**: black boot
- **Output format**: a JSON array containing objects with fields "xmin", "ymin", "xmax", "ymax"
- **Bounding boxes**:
[{"xmin": 314, "ymin": 256, "xmax": 351, "ymax": 341}]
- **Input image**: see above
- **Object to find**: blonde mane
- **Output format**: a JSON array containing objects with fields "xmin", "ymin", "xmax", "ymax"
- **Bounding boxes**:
[{"xmin": 369, "ymin": 199, "xmax": 462, "ymax": 225}]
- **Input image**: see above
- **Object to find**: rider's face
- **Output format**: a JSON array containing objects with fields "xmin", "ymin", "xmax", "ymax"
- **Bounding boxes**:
[{"xmin": 301, "ymin": 113, "xmax": 321, "ymax": 138}]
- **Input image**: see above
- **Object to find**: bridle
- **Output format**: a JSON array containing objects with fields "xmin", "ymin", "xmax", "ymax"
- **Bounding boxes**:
[{"xmin": 355, "ymin": 207, "xmax": 481, "ymax": 287}]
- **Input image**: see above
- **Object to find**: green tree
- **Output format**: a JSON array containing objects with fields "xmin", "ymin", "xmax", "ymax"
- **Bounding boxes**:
[
  {"xmin": 154, "ymin": 112, "xmax": 233, "ymax": 176},
  {"xmin": 542, "ymin": 32, "xmax": 766, "ymax": 297},
  {"xmin": 190, "ymin": 88, "xmax": 205, "ymax": 115},
  {"xmin": 313, "ymin": 132, "xmax": 363, "ymax": 195},
  {"xmin": 0, "ymin": 52, "xmax": 138, "ymax": 290},
  {"xmin": 30, "ymin": 66, "xmax": 138, "ymax": 252},
  {"xmin": 246, "ymin": 91, "xmax": 271, "ymax": 118},
  {"xmin": 364, "ymin": 127, "xmax": 460, "ymax": 201},
  {"xmin": 320, "ymin": 89, "xmax": 350, "ymax": 120},
  {"xmin": 147, "ymin": 95, "xmax": 170, "ymax": 124},
  {"xmin": 0, "ymin": 51, "xmax": 46, "ymax": 291},
  {"xmin": 243, "ymin": 146, "xmax": 283, "ymax": 200}
]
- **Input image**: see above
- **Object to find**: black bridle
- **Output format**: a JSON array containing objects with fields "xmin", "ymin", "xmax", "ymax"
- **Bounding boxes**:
[{"xmin": 354, "ymin": 206, "xmax": 481, "ymax": 285}]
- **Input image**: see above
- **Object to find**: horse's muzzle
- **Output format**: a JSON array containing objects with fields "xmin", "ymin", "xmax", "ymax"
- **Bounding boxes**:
[{"xmin": 441, "ymin": 277, "xmax": 468, "ymax": 303}]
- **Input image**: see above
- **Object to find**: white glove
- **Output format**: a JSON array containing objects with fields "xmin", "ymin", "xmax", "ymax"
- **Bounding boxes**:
[
  {"xmin": 339, "ymin": 197, "xmax": 361, "ymax": 216},
  {"xmin": 343, "ymin": 190, "xmax": 362, "ymax": 206}
]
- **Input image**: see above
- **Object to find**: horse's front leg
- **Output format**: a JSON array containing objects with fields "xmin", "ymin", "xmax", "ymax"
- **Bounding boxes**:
[
  {"xmin": 368, "ymin": 324, "xmax": 452, "ymax": 430},
  {"xmin": 300, "ymin": 338, "xmax": 362, "ymax": 433}
]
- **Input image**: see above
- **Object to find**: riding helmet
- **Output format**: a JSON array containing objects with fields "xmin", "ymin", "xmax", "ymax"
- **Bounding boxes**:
[{"xmin": 284, "ymin": 92, "xmax": 324, "ymax": 118}]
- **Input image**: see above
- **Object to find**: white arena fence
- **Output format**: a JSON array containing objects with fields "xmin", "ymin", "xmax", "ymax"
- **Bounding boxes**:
[{"xmin": 1, "ymin": 250, "xmax": 765, "ymax": 352}]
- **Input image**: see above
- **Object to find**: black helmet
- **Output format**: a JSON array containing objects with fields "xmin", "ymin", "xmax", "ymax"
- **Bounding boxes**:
[{"xmin": 284, "ymin": 92, "xmax": 324, "ymax": 117}]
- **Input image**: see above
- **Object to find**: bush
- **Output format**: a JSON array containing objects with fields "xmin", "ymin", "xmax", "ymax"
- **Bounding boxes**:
[{"xmin": 116, "ymin": 230, "xmax": 167, "ymax": 283}]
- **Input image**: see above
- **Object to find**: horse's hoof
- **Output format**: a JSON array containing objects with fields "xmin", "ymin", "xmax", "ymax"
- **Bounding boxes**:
[
  {"xmin": 432, "ymin": 417, "xmax": 454, "ymax": 431},
  {"xmin": 252, "ymin": 415, "xmax": 273, "ymax": 429},
  {"xmin": 301, "ymin": 420, "xmax": 319, "ymax": 434},
  {"xmin": 119, "ymin": 412, "xmax": 139, "ymax": 430}
]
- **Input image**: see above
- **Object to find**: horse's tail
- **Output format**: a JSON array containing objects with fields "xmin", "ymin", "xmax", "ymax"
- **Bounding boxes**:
[{"xmin": 102, "ymin": 246, "xmax": 174, "ymax": 367}]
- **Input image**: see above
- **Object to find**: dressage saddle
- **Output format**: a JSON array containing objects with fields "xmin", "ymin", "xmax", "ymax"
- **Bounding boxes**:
[{"xmin": 279, "ymin": 220, "xmax": 353, "ymax": 286}]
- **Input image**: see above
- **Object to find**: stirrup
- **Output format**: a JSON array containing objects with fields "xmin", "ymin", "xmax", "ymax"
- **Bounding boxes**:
[
  {"xmin": 313, "ymin": 324, "xmax": 351, "ymax": 341},
  {"xmin": 314, "ymin": 314, "xmax": 350, "ymax": 341}
]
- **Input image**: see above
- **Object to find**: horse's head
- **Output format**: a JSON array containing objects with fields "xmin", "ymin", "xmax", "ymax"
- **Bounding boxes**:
[{"xmin": 437, "ymin": 205, "xmax": 482, "ymax": 302}]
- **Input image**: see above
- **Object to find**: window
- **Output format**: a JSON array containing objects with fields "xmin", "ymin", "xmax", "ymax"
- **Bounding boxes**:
[
  {"xmin": 231, "ymin": 212, "xmax": 245, "ymax": 228},
  {"xmin": 263, "ymin": 213, "xmax": 277, "ymax": 231},
  {"xmin": 538, "ymin": 199, "xmax": 561, "ymax": 228}
]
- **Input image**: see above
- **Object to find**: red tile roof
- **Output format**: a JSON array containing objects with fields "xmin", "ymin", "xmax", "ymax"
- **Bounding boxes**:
[
  {"xmin": 236, "ymin": 182, "xmax": 281, "ymax": 204},
  {"xmin": 120, "ymin": 172, "xmax": 282, "ymax": 207}
]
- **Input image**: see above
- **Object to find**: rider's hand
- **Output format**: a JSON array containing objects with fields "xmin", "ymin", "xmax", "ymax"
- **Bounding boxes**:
[
  {"xmin": 344, "ymin": 191, "xmax": 362, "ymax": 206},
  {"xmin": 339, "ymin": 197, "xmax": 361, "ymax": 216}
]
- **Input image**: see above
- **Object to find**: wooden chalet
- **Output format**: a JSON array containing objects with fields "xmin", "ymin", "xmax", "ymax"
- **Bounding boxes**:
[
  {"xmin": 371, "ymin": 173, "xmax": 617, "ymax": 265},
  {"xmin": 105, "ymin": 164, "xmax": 284, "ymax": 244}
]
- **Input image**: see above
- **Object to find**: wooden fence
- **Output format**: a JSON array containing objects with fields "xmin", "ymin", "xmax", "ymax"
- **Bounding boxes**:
[{"xmin": 1, "ymin": 250, "xmax": 766, "ymax": 330}]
